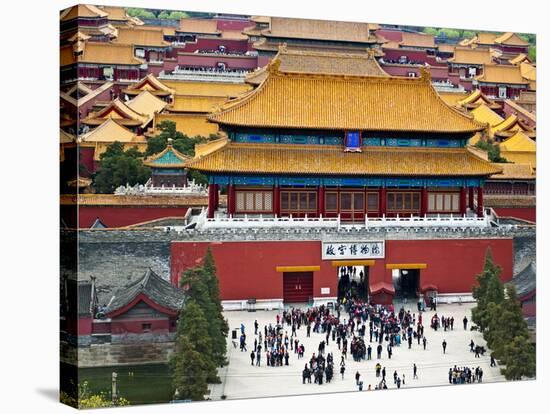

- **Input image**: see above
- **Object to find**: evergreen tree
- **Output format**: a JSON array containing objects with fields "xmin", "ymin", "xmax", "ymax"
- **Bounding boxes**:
[
  {"xmin": 178, "ymin": 300, "xmax": 219, "ymax": 382},
  {"xmin": 180, "ymin": 265, "xmax": 227, "ymax": 369},
  {"xmin": 486, "ymin": 285, "xmax": 530, "ymax": 359},
  {"xmin": 203, "ymin": 247, "xmax": 229, "ymax": 365},
  {"xmin": 471, "ymin": 248, "xmax": 504, "ymax": 331},
  {"xmin": 172, "ymin": 335, "xmax": 209, "ymax": 401},
  {"xmin": 500, "ymin": 336, "xmax": 536, "ymax": 380}
]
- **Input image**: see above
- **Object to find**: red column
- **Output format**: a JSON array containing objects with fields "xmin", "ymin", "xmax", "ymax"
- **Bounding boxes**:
[
  {"xmin": 420, "ymin": 187, "xmax": 428, "ymax": 216},
  {"xmin": 207, "ymin": 184, "xmax": 216, "ymax": 218},
  {"xmin": 379, "ymin": 188, "xmax": 387, "ymax": 217},
  {"xmin": 273, "ymin": 186, "xmax": 280, "ymax": 217},
  {"xmin": 477, "ymin": 186, "xmax": 484, "ymax": 217},
  {"xmin": 227, "ymin": 184, "xmax": 235, "ymax": 216},
  {"xmin": 318, "ymin": 186, "xmax": 325, "ymax": 217},
  {"xmin": 468, "ymin": 187, "xmax": 475, "ymax": 211},
  {"xmin": 460, "ymin": 187, "xmax": 467, "ymax": 216}
]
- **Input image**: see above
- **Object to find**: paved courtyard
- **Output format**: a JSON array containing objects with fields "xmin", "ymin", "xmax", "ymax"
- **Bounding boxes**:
[{"xmin": 211, "ymin": 302, "xmax": 506, "ymax": 400}]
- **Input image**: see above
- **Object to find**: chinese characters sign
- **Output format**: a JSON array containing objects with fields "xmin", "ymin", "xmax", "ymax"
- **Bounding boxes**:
[{"xmin": 322, "ymin": 241, "xmax": 385, "ymax": 260}]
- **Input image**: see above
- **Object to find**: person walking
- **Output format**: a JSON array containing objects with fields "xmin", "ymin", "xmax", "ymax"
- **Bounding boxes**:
[
  {"xmin": 442, "ymin": 339, "xmax": 447, "ymax": 354},
  {"xmin": 490, "ymin": 355, "xmax": 497, "ymax": 367},
  {"xmin": 254, "ymin": 319, "xmax": 258, "ymax": 335},
  {"xmin": 250, "ymin": 351, "xmax": 255, "ymax": 365},
  {"xmin": 355, "ymin": 371, "xmax": 361, "ymax": 385},
  {"xmin": 256, "ymin": 351, "xmax": 261, "ymax": 366},
  {"xmin": 382, "ymin": 367, "xmax": 386, "ymax": 382},
  {"xmin": 340, "ymin": 364, "xmax": 346, "ymax": 380},
  {"xmin": 422, "ymin": 337, "xmax": 427, "ymax": 350},
  {"xmin": 463, "ymin": 316, "xmax": 468, "ymax": 330},
  {"xmin": 396, "ymin": 376, "xmax": 401, "ymax": 389},
  {"xmin": 393, "ymin": 370, "xmax": 398, "ymax": 384},
  {"xmin": 413, "ymin": 363, "xmax": 418, "ymax": 379},
  {"xmin": 367, "ymin": 344, "xmax": 372, "ymax": 360}
]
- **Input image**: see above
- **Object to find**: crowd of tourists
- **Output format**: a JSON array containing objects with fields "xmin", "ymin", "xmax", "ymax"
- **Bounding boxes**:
[{"xmin": 448, "ymin": 365, "xmax": 484, "ymax": 384}]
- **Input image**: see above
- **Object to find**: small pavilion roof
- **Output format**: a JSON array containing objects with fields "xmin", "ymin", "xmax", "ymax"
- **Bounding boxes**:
[
  {"xmin": 178, "ymin": 18, "xmax": 220, "ymax": 35},
  {"xmin": 475, "ymin": 64, "xmax": 530, "ymax": 85},
  {"xmin": 126, "ymin": 91, "xmax": 168, "ymax": 125},
  {"xmin": 60, "ymin": 129, "xmax": 75, "ymax": 144},
  {"xmin": 82, "ymin": 98, "xmax": 148, "ymax": 127},
  {"xmin": 122, "ymin": 74, "xmax": 175, "ymax": 97},
  {"xmin": 101, "ymin": 6, "xmax": 130, "ymax": 22},
  {"xmin": 261, "ymin": 17, "xmax": 379, "ymax": 43},
  {"xmin": 210, "ymin": 63, "xmax": 484, "ymax": 133},
  {"xmin": 106, "ymin": 268, "xmax": 185, "ymax": 316},
  {"xmin": 144, "ymin": 140, "xmax": 190, "ymax": 168},
  {"xmin": 186, "ymin": 142, "xmax": 502, "ymax": 177},
  {"xmin": 114, "ymin": 27, "xmax": 170, "ymax": 47},
  {"xmin": 499, "ymin": 131, "xmax": 536, "ymax": 152},
  {"xmin": 493, "ymin": 115, "xmax": 536, "ymax": 139},
  {"xmin": 457, "ymin": 90, "xmax": 501, "ymax": 110},
  {"xmin": 469, "ymin": 105, "xmax": 504, "ymax": 134},
  {"xmin": 494, "ymin": 32, "xmax": 530, "ymax": 47},
  {"xmin": 79, "ymin": 118, "xmax": 138, "ymax": 143},
  {"xmin": 245, "ymin": 47, "xmax": 388, "ymax": 85},
  {"xmin": 476, "ymin": 32, "xmax": 499, "ymax": 45},
  {"xmin": 448, "ymin": 47, "xmax": 494, "ymax": 65}
]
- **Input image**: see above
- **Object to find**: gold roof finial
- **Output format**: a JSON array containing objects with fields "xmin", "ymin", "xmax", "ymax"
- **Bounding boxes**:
[{"xmin": 267, "ymin": 56, "xmax": 281, "ymax": 74}]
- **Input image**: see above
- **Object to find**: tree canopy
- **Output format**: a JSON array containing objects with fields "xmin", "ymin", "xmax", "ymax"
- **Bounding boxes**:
[{"xmin": 93, "ymin": 142, "xmax": 151, "ymax": 193}]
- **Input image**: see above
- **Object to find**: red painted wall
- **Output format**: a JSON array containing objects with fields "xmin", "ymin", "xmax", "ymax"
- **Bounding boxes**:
[
  {"xmin": 502, "ymin": 101, "xmax": 536, "ymax": 128},
  {"xmin": 493, "ymin": 207, "xmax": 536, "ymax": 223},
  {"xmin": 78, "ymin": 317, "xmax": 93, "ymax": 336},
  {"xmin": 111, "ymin": 318, "xmax": 170, "ymax": 335},
  {"xmin": 79, "ymin": 147, "xmax": 96, "ymax": 176},
  {"xmin": 377, "ymin": 30, "xmax": 403, "ymax": 42},
  {"xmin": 78, "ymin": 206, "xmax": 189, "ymax": 228},
  {"xmin": 170, "ymin": 238, "xmax": 514, "ymax": 301},
  {"xmin": 179, "ymin": 38, "xmax": 250, "ymax": 53},
  {"xmin": 215, "ymin": 19, "xmax": 254, "ymax": 31}
]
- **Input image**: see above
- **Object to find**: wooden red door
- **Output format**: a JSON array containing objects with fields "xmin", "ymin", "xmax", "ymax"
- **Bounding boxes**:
[{"xmin": 283, "ymin": 272, "xmax": 314, "ymax": 303}]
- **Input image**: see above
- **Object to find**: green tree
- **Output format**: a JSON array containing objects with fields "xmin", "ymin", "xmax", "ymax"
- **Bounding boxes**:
[
  {"xmin": 423, "ymin": 27, "xmax": 439, "ymax": 35},
  {"xmin": 500, "ymin": 336, "xmax": 536, "ymax": 380},
  {"xmin": 168, "ymin": 11, "xmax": 189, "ymax": 19},
  {"xmin": 471, "ymin": 248, "xmax": 504, "ymax": 331},
  {"xmin": 126, "ymin": 7, "xmax": 156, "ymax": 19},
  {"xmin": 487, "ymin": 285, "xmax": 530, "ymax": 358},
  {"xmin": 528, "ymin": 46, "xmax": 536, "ymax": 62},
  {"xmin": 203, "ymin": 247, "xmax": 229, "ymax": 365},
  {"xmin": 177, "ymin": 300, "xmax": 219, "ymax": 380},
  {"xmin": 440, "ymin": 28, "xmax": 461, "ymax": 39},
  {"xmin": 93, "ymin": 142, "xmax": 151, "ymax": 193},
  {"xmin": 172, "ymin": 335, "xmax": 209, "ymax": 401},
  {"xmin": 180, "ymin": 266, "xmax": 226, "ymax": 372},
  {"xmin": 462, "ymin": 30, "xmax": 476, "ymax": 39},
  {"xmin": 475, "ymin": 139, "xmax": 509, "ymax": 163}
]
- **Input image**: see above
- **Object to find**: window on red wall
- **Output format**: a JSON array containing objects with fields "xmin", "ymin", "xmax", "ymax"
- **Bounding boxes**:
[{"xmin": 142, "ymin": 323, "xmax": 152, "ymax": 332}]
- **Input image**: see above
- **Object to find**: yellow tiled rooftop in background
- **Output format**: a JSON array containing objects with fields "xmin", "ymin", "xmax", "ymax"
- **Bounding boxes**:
[
  {"xmin": 187, "ymin": 143, "xmax": 501, "ymax": 177},
  {"xmin": 210, "ymin": 68, "xmax": 485, "ymax": 133}
]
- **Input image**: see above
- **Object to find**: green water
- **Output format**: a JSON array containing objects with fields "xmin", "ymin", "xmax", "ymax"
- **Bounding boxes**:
[{"xmin": 79, "ymin": 364, "xmax": 173, "ymax": 405}]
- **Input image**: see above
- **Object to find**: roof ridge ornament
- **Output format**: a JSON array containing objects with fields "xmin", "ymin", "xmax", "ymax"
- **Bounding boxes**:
[
  {"xmin": 419, "ymin": 66, "xmax": 432, "ymax": 83},
  {"xmin": 267, "ymin": 56, "xmax": 281, "ymax": 74}
]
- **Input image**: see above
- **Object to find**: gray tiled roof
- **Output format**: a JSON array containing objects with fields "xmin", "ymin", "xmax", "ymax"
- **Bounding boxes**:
[
  {"xmin": 106, "ymin": 268, "xmax": 185, "ymax": 315},
  {"xmin": 508, "ymin": 262, "xmax": 536, "ymax": 299}
]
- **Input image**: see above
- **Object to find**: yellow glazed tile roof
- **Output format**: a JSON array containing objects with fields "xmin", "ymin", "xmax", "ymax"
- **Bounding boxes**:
[
  {"xmin": 123, "ymin": 74, "xmax": 175, "ymax": 96},
  {"xmin": 400, "ymin": 32, "xmax": 435, "ymax": 48},
  {"xmin": 210, "ymin": 66, "xmax": 485, "ymax": 133},
  {"xmin": 114, "ymin": 27, "xmax": 170, "ymax": 47},
  {"xmin": 60, "ymin": 4, "xmax": 107, "ymax": 21},
  {"xmin": 489, "ymin": 163, "xmax": 535, "ymax": 180},
  {"xmin": 500, "ymin": 151, "xmax": 535, "ymax": 166},
  {"xmin": 246, "ymin": 48, "xmax": 388, "ymax": 85},
  {"xmin": 470, "ymin": 104, "xmax": 504, "ymax": 128},
  {"xmin": 493, "ymin": 115, "xmax": 535, "ymax": 138},
  {"xmin": 79, "ymin": 119, "xmax": 138, "ymax": 143},
  {"xmin": 520, "ymin": 62, "xmax": 536, "ymax": 81},
  {"xmin": 161, "ymin": 79, "xmax": 252, "ymax": 97},
  {"xmin": 438, "ymin": 44, "xmax": 455, "ymax": 54},
  {"xmin": 262, "ymin": 17, "xmax": 377, "ymax": 43},
  {"xmin": 477, "ymin": 32, "xmax": 499, "ymax": 45},
  {"xmin": 448, "ymin": 47, "xmax": 494, "ymax": 65},
  {"xmin": 499, "ymin": 131, "xmax": 536, "ymax": 152},
  {"xmin": 167, "ymin": 95, "xmax": 227, "ymax": 113},
  {"xmin": 101, "ymin": 6, "xmax": 129, "ymax": 21},
  {"xmin": 178, "ymin": 18, "xmax": 220, "ymax": 34},
  {"xmin": 457, "ymin": 90, "xmax": 501, "ymax": 110},
  {"xmin": 61, "ymin": 42, "xmax": 144, "ymax": 66},
  {"xmin": 186, "ymin": 142, "xmax": 501, "ymax": 177},
  {"xmin": 126, "ymin": 91, "xmax": 168, "ymax": 124},
  {"xmin": 476, "ymin": 65, "xmax": 530, "ymax": 85},
  {"xmin": 60, "ymin": 129, "xmax": 75, "ymax": 144},
  {"xmin": 504, "ymin": 99, "xmax": 536, "ymax": 123},
  {"xmin": 436, "ymin": 91, "xmax": 469, "ymax": 107},
  {"xmin": 82, "ymin": 98, "xmax": 148, "ymax": 127},
  {"xmin": 494, "ymin": 32, "xmax": 530, "ymax": 47},
  {"xmin": 509, "ymin": 53, "xmax": 531, "ymax": 65}
]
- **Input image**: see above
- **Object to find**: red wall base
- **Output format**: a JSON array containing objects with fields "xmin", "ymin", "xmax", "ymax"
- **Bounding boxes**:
[
  {"xmin": 78, "ymin": 206, "xmax": 189, "ymax": 228},
  {"xmin": 494, "ymin": 207, "xmax": 536, "ymax": 223}
]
